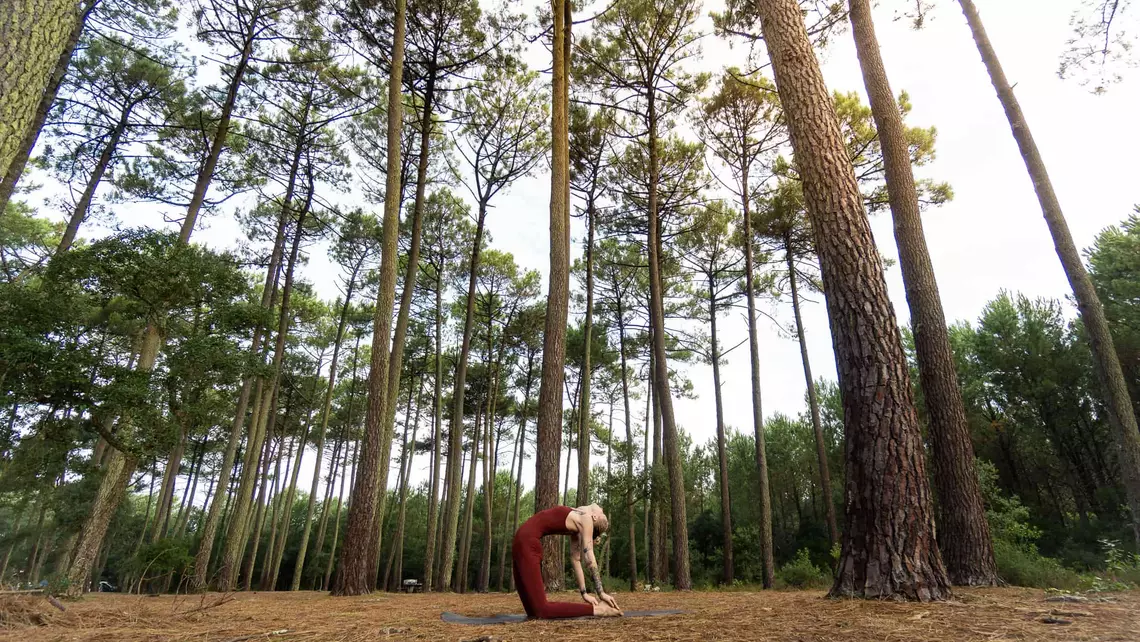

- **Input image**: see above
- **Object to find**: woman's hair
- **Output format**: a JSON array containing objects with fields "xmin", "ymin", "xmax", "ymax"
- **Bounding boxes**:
[{"xmin": 593, "ymin": 512, "xmax": 610, "ymax": 537}]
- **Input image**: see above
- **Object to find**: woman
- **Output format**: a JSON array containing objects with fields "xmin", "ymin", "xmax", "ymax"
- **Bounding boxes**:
[{"xmin": 512, "ymin": 503, "xmax": 623, "ymax": 618}]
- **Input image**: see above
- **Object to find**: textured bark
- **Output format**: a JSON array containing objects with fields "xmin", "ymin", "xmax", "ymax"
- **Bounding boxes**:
[
  {"xmin": 373, "ymin": 71, "xmax": 435, "ymax": 587},
  {"xmin": 577, "ymin": 203, "xmax": 595, "ymax": 505},
  {"xmin": 848, "ymin": 0, "xmax": 997, "ymax": 585},
  {"xmin": 0, "ymin": 0, "xmax": 94, "ymax": 213},
  {"xmin": 754, "ymin": 0, "xmax": 950, "ymax": 601},
  {"xmin": 332, "ymin": 0, "xmax": 406, "ymax": 596},
  {"xmin": 65, "ymin": 450, "xmax": 136, "ymax": 596},
  {"xmin": 423, "ymin": 267, "xmax": 445, "ymax": 589},
  {"xmin": 0, "ymin": 0, "xmax": 78, "ymax": 183},
  {"xmin": 437, "ymin": 202, "xmax": 489, "ymax": 591},
  {"xmin": 291, "ymin": 275, "xmax": 358, "ymax": 590},
  {"xmin": 534, "ymin": 0, "xmax": 571, "ymax": 593},
  {"xmin": 959, "ymin": 0, "xmax": 1140, "ymax": 551},
  {"xmin": 56, "ymin": 107, "xmax": 129, "ymax": 255},
  {"xmin": 709, "ymin": 284, "xmax": 734, "ymax": 584},
  {"xmin": 786, "ymin": 247, "xmax": 839, "ymax": 548}
]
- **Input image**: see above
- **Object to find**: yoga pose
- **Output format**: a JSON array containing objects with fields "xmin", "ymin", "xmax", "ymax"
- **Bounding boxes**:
[{"xmin": 512, "ymin": 504, "xmax": 623, "ymax": 619}]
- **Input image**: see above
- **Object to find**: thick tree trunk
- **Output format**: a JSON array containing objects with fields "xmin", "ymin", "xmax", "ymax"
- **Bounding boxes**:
[
  {"xmin": 65, "ymin": 450, "xmax": 136, "ymax": 596},
  {"xmin": 577, "ymin": 203, "xmax": 595, "ymax": 505},
  {"xmin": 0, "ymin": 0, "xmax": 80, "ymax": 187},
  {"xmin": 959, "ymin": 0, "xmax": 1140, "ymax": 550},
  {"xmin": 423, "ymin": 272, "xmax": 445, "ymax": 590},
  {"xmin": 786, "ymin": 249, "xmax": 839, "ymax": 548},
  {"xmin": 333, "ymin": 0, "xmax": 407, "ymax": 585},
  {"xmin": 535, "ymin": 0, "xmax": 572, "ymax": 592},
  {"xmin": 709, "ymin": 284, "xmax": 733, "ymax": 584},
  {"xmin": 755, "ymin": 0, "xmax": 950, "ymax": 601},
  {"xmin": 372, "ymin": 73, "xmax": 435, "ymax": 589},
  {"xmin": 56, "ymin": 107, "xmax": 129, "ymax": 255},
  {"xmin": 437, "ymin": 201, "xmax": 489, "ymax": 591},
  {"xmin": 848, "ymin": 0, "xmax": 998, "ymax": 585},
  {"xmin": 291, "ymin": 276, "xmax": 358, "ymax": 590}
]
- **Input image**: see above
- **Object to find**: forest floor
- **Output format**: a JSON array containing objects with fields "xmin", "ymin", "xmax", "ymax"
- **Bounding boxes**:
[{"xmin": 2, "ymin": 586, "xmax": 1138, "ymax": 641}]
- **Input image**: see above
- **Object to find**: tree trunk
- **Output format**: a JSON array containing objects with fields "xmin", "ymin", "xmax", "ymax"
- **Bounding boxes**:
[
  {"xmin": 535, "ymin": 0, "xmax": 572, "ymax": 592},
  {"xmin": 740, "ymin": 180, "xmax": 776, "ymax": 587},
  {"xmin": 650, "ymin": 352, "xmax": 667, "ymax": 584},
  {"xmin": 218, "ymin": 182, "xmax": 312, "ymax": 590},
  {"xmin": 178, "ymin": 17, "xmax": 256, "ymax": 243},
  {"xmin": 192, "ymin": 106, "xmax": 297, "ymax": 590},
  {"xmin": 255, "ymin": 431, "xmax": 289, "ymax": 590},
  {"xmin": 0, "ymin": 0, "xmax": 80, "ymax": 189},
  {"xmin": 577, "ymin": 202, "xmax": 595, "ymax": 505},
  {"xmin": 291, "ymin": 275, "xmax": 358, "ymax": 591},
  {"xmin": 152, "ymin": 429, "xmax": 187, "ymax": 542},
  {"xmin": 456, "ymin": 403, "xmax": 483, "ymax": 593},
  {"xmin": 708, "ymin": 281, "xmax": 733, "ymax": 584},
  {"xmin": 56, "ymin": 106, "xmax": 130, "ymax": 255},
  {"xmin": 173, "ymin": 439, "xmax": 205, "ymax": 537},
  {"xmin": 372, "ymin": 69, "xmax": 435, "ymax": 589},
  {"xmin": 615, "ymin": 309, "xmax": 639, "ymax": 590},
  {"xmin": 506, "ymin": 351, "xmax": 535, "ymax": 592},
  {"xmin": 848, "ymin": 0, "xmax": 997, "ymax": 585},
  {"xmin": 786, "ymin": 248, "xmax": 839, "ymax": 548},
  {"xmin": 65, "ymin": 450, "xmax": 136, "ymax": 596},
  {"xmin": 644, "ymin": 360, "xmax": 654, "ymax": 587},
  {"xmin": 755, "ymin": 0, "xmax": 950, "ymax": 601},
  {"xmin": 325, "ymin": 437, "xmax": 358, "ymax": 591},
  {"xmin": 388, "ymin": 375, "xmax": 424, "ymax": 591},
  {"xmin": 958, "ymin": 0, "xmax": 1140, "ymax": 550},
  {"xmin": 437, "ymin": 200, "xmax": 490, "ymax": 591},
  {"xmin": 423, "ymin": 269, "xmax": 445, "ymax": 590}
]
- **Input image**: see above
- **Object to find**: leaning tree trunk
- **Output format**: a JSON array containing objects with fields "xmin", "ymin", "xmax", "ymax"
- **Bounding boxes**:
[
  {"xmin": 0, "ymin": 0, "xmax": 79, "ymax": 188},
  {"xmin": 786, "ymin": 247, "xmax": 839, "ymax": 548},
  {"xmin": 708, "ymin": 280, "xmax": 733, "ymax": 584},
  {"xmin": 56, "ymin": 106, "xmax": 130, "ymax": 255},
  {"xmin": 192, "ymin": 193, "xmax": 291, "ymax": 590},
  {"xmin": 332, "ymin": 0, "xmax": 406, "ymax": 596},
  {"xmin": 534, "ymin": 0, "xmax": 572, "ymax": 592},
  {"xmin": 755, "ymin": 0, "xmax": 951, "ymax": 601},
  {"xmin": 848, "ymin": 0, "xmax": 997, "ymax": 585},
  {"xmin": 291, "ymin": 272, "xmax": 358, "ymax": 590},
  {"xmin": 65, "ymin": 450, "xmax": 136, "ymax": 596},
  {"xmin": 958, "ymin": 0, "xmax": 1140, "ymax": 550}
]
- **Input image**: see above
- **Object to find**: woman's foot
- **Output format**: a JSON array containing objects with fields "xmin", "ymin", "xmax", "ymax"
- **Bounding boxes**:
[{"xmin": 593, "ymin": 603, "xmax": 623, "ymax": 617}]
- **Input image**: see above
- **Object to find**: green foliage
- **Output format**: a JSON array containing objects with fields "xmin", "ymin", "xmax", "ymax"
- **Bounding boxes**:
[
  {"xmin": 776, "ymin": 549, "xmax": 829, "ymax": 589},
  {"xmin": 130, "ymin": 538, "xmax": 193, "ymax": 583}
]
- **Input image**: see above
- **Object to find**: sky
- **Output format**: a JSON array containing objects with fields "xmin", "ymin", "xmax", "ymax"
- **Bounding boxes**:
[{"xmin": 33, "ymin": 0, "xmax": 1140, "ymax": 502}]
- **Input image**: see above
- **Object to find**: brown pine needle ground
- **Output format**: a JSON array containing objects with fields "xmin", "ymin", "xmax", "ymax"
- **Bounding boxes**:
[{"xmin": 2, "ymin": 587, "xmax": 1138, "ymax": 641}]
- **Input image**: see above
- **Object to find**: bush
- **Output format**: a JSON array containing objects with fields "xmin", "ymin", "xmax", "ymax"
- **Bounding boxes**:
[
  {"xmin": 993, "ymin": 539, "xmax": 1081, "ymax": 590},
  {"xmin": 776, "ymin": 549, "xmax": 829, "ymax": 589}
]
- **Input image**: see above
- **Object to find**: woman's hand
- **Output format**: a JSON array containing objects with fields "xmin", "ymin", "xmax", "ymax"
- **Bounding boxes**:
[
  {"xmin": 599, "ymin": 592, "xmax": 619, "ymax": 610},
  {"xmin": 582, "ymin": 592, "xmax": 599, "ymax": 606}
]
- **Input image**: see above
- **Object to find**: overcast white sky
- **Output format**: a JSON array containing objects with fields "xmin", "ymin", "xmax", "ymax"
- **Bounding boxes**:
[{"xmin": 37, "ymin": 0, "xmax": 1140, "ymax": 502}]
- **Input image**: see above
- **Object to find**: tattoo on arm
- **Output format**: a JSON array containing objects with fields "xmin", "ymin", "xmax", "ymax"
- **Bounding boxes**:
[{"xmin": 584, "ymin": 546, "xmax": 604, "ymax": 595}]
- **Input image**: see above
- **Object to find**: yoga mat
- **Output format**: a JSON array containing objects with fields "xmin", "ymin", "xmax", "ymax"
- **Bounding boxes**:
[{"xmin": 441, "ymin": 610, "xmax": 684, "ymax": 625}]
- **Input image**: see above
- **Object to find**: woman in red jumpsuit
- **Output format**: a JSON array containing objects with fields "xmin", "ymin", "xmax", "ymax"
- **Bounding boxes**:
[{"xmin": 512, "ymin": 503, "xmax": 622, "ymax": 618}]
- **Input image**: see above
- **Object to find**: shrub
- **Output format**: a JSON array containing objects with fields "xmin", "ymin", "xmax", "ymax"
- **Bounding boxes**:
[
  {"xmin": 777, "ymin": 549, "xmax": 829, "ymax": 589},
  {"xmin": 992, "ymin": 539, "xmax": 1081, "ymax": 590}
]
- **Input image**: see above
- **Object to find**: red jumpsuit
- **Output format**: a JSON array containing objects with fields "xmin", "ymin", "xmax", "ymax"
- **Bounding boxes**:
[{"xmin": 512, "ymin": 506, "xmax": 595, "ymax": 619}]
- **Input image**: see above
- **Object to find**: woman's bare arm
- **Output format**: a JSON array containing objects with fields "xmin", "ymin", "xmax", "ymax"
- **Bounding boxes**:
[{"xmin": 570, "ymin": 534, "xmax": 590, "ymax": 597}]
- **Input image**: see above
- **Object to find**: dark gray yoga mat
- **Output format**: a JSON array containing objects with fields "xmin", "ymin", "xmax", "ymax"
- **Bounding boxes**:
[{"xmin": 441, "ymin": 610, "xmax": 684, "ymax": 625}]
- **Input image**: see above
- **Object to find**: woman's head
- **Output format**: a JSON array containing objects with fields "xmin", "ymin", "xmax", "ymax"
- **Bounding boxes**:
[{"xmin": 589, "ymin": 504, "xmax": 609, "ymax": 542}]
